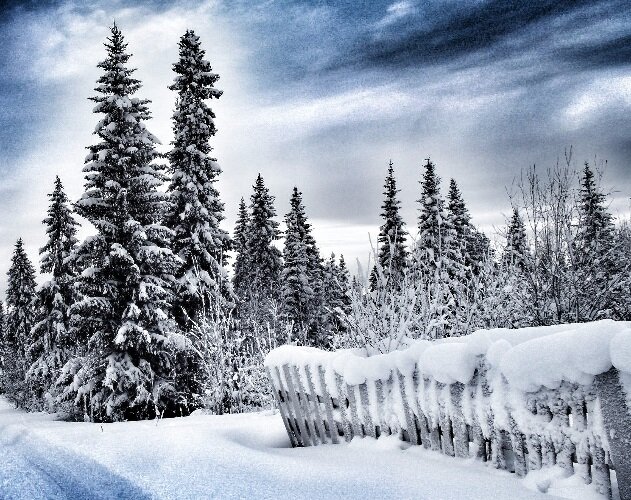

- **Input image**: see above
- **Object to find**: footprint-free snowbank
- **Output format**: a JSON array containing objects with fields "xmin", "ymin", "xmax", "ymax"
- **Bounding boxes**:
[
  {"xmin": 265, "ymin": 319, "xmax": 631, "ymax": 392},
  {"xmin": 0, "ymin": 397, "xmax": 557, "ymax": 500}
]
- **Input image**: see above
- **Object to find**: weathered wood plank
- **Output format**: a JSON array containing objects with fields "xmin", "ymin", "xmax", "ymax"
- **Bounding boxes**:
[
  {"xmin": 304, "ymin": 365, "xmax": 328, "ymax": 444},
  {"xmin": 450, "ymin": 383, "xmax": 469, "ymax": 459},
  {"xmin": 398, "ymin": 370, "xmax": 419, "ymax": 445},
  {"xmin": 424, "ymin": 377, "xmax": 442, "ymax": 452},
  {"xmin": 411, "ymin": 370, "xmax": 431, "ymax": 448},
  {"xmin": 346, "ymin": 382, "xmax": 364, "ymax": 438},
  {"xmin": 267, "ymin": 367, "xmax": 298, "ymax": 447},
  {"xmin": 508, "ymin": 414, "xmax": 527, "ymax": 477},
  {"xmin": 291, "ymin": 365, "xmax": 319, "ymax": 445},
  {"xmin": 359, "ymin": 382, "xmax": 376, "ymax": 438},
  {"xmin": 335, "ymin": 373, "xmax": 354, "ymax": 442},
  {"xmin": 318, "ymin": 365, "xmax": 339, "ymax": 444},
  {"xmin": 282, "ymin": 364, "xmax": 312, "ymax": 446}
]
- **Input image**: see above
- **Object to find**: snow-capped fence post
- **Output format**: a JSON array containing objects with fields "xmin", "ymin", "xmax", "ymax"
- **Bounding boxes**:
[
  {"xmin": 595, "ymin": 367, "xmax": 631, "ymax": 500},
  {"xmin": 264, "ymin": 321, "xmax": 631, "ymax": 498}
]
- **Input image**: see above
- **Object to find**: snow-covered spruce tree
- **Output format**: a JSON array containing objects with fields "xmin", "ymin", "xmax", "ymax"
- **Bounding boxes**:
[
  {"xmin": 412, "ymin": 159, "xmax": 459, "ymax": 337},
  {"xmin": 446, "ymin": 179, "xmax": 489, "ymax": 271},
  {"xmin": 320, "ymin": 253, "xmax": 349, "ymax": 348},
  {"xmin": 0, "ymin": 301, "xmax": 5, "ymax": 345},
  {"xmin": 280, "ymin": 188, "xmax": 319, "ymax": 344},
  {"xmin": 414, "ymin": 159, "xmax": 453, "ymax": 277},
  {"xmin": 26, "ymin": 176, "xmax": 79, "ymax": 410},
  {"xmin": 63, "ymin": 25, "xmax": 182, "ymax": 422},
  {"xmin": 232, "ymin": 197, "xmax": 250, "ymax": 301},
  {"xmin": 3, "ymin": 238, "xmax": 37, "ymax": 406},
  {"xmin": 167, "ymin": 29, "xmax": 231, "ymax": 327},
  {"xmin": 238, "ymin": 174, "xmax": 282, "ymax": 329},
  {"xmin": 503, "ymin": 208, "xmax": 528, "ymax": 269},
  {"xmin": 611, "ymin": 221, "xmax": 631, "ymax": 320},
  {"xmin": 371, "ymin": 161, "xmax": 408, "ymax": 289},
  {"xmin": 571, "ymin": 162, "xmax": 618, "ymax": 321}
]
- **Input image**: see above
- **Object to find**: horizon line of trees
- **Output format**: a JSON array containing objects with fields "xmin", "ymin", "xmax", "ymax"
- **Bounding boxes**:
[{"xmin": 1, "ymin": 25, "xmax": 629, "ymax": 423}]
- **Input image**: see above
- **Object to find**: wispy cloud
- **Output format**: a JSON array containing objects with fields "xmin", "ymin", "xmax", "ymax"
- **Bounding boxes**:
[{"xmin": 1, "ymin": 0, "xmax": 631, "ymax": 286}]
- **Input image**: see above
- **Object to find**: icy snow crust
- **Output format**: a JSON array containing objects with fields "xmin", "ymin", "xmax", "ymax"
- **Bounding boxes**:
[{"xmin": 265, "ymin": 320, "xmax": 631, "ymax": 392}]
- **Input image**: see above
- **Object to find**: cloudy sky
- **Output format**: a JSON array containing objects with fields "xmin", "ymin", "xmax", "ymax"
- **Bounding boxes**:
[{"xmin": 1, "ymin": 0, "xmax": 631, "ymax": 290}]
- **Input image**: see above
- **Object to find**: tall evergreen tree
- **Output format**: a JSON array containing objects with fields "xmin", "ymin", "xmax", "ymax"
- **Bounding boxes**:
[
  {"xmin": 281, "ymin": 188, "xmax": 323, "ymax": 344},
  {"xmin": 3, "ymin": 238, "xmax": 37, "ymax": 405},
  {"xmin": 321, "ymin": 253, "xmax": 349, "ymax": 347},
  {"xmin": 338, "ymin": 254, "xmax": 350, "ymax": 300},
  {"xmin": 240, "ymin": 174, "xmax": 282, "ymax": 325},
  {"xmin": 446, "ymin": 179, "xmax": 489, "ymax": 272},
  {"xmin": 65, "ymin": 25, "xmax": 182, "ymax": 421},
  {"xmin": 27, "ymin": 177, "xmax": 79, "ymax": 408},
  {"xmin": 446, "ymin": 179, "xmax": 470, "ymax": 245},
  {"xmin": 503, "ymin": 208, "xmax": 528, "ymax": 269},
  {"xmin": 573, "ymin": 162, "xmax": 617, "ymax": 320},
  {"xmin": 413, "ymin": 159, "xmax": 460, "ymax": 337},
  {"xmin": 576, "ymin": 163, "xmax": 615, "ymax": 255},
  {"xmin": 232, "ymin": 197, "xmax": 250, "ymax": 300},
  {"xmin": 374, "ymin": 161, "xmax": 408, "ymax": 285},
  {"xmin": 415, "ymin": 159, "xmax": 450, "ymax": 277},
  {"xmin": 167, "ymin": 30, "xmax": 231, "ymax": 326},
  {"xmin": 0, "ymin": 302, "xmax": 5, "ymax": 346},
  {"xmin": 417, "ymin": 159, "xmax": 446, "ymax": 269}
]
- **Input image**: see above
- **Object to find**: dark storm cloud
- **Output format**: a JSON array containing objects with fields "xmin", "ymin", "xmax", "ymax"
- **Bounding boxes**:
[
  {"xmin": 562, "ymin": 34, "xmax": 631, "ymax": 70},
  {"xmin": 330, "ymin": 0, "xmax": 631, "ymax": 73}
]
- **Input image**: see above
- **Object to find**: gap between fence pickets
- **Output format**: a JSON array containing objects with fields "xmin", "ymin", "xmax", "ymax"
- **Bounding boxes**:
[{"xmin": 267, "ymin": 363, "xmax": 631, "ymax": 500}]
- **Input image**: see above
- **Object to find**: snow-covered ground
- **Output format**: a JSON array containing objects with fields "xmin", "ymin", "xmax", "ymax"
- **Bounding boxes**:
[{"xmin": 0, "ymin": 397, "xmax": 614, "ymax": 500}]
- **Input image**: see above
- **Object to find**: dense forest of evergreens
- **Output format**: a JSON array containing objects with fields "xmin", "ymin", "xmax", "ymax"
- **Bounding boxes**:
[{"xmin": 1, "ymin": 25, "xmax": 629, "ymax": 423}]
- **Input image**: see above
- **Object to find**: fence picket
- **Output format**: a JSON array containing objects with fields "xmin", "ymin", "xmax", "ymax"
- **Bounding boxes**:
[
  {"xmin": 318, "ymin": 366, "xmax": 340, "ymax": 444},
  {"xmin": 265, "ymin": 336, "xmax": 629, "ymax": 497},
  {"xmin": 282, "ymin": 364, "xmax": 312, "ymax": 446},
  {"xmin": 411, "ymin": 371, "xmax": 431, "ymax": 448},
  {"xmin": 397, "ymin": 370, "xmax": 418, "ymax": 445},
  {"xmin": 346, "ymin": 382, "xmax": 364, "ymax": 438},
  {"xmin": 266, "ymin": 367, "xmax": 298, "ymax": 447},
  {"xmin": 335, "ymin": 373, "xmax": 354, "ymax": 442},
  {"xmin": 450, "ymin": 383, "xmax": 469, "ymax": 459},
  {"xmin": 304, "ymin": 365, "xmax": 328, "ymax": 444},
  {"xmin": 359, "ymin": 382, "xmax": 376, "ymax": 438}
]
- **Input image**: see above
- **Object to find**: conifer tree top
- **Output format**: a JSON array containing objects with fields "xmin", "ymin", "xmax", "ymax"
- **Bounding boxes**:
[
  {"xmin": 170, "ymin": 29, "xmax": 222, "ymax": 100},
  {"xmin": 40, "ymin": 176, "xmax": 78, "ymax": 277},
  {"xmin": 7, "ymin": 238, "xmax": 37, "ymax": 306},
  {"xmin": 93, "ymin": 24, "xmax": 141, "ymax": 98}
]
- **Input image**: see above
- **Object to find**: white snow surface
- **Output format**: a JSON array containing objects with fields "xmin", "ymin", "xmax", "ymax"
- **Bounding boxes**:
[
  {"xmin": 265, "ymin": 320, "xmax": 631, "ymax": 392},
  {"xmin": 0, "ymin": 397, "xmax": 598, "ymax": 499}
]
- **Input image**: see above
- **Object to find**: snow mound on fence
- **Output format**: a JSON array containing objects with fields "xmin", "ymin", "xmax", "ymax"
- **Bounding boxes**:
[{"xmin": 265, "ymin": 319, "xmax": 631, "ymax": 392}]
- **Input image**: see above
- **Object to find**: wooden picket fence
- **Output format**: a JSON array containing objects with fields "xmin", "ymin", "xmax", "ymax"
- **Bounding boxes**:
[{"xmin": 266, "ymin": 357, "xmax": 631, "ymax": 499}]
